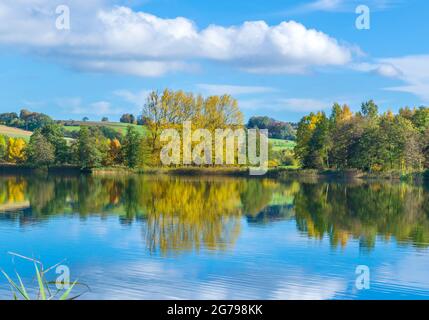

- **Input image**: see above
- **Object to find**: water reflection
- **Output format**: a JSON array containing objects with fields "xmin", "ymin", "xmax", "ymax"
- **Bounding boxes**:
[
  {"xmin": 294, "ymin": 182, "xmax": 429, "ymax": 249},
  {"xmin": 1, "ymin": 174, "xmax": 429, "ymax": 254}
]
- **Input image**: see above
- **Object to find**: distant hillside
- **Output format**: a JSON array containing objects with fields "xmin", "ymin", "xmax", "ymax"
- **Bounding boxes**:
[
  {"xmin": 0, "ymin": 125, "xmax": 32, "ymax": 140},
  {"xmin": 58, "ymin": 121, "xmax": 148, "ymax": 136}
]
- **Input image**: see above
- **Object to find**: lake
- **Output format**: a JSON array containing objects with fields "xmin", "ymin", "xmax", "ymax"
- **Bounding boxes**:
[{"xmin": 0, "ymin": 173, "xmax": 428, "ymax": 299}]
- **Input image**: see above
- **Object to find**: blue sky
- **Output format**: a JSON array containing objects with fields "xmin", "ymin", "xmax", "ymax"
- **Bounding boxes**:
[{"xmin": 0, "ymin": 0, "xmax": 428, "ymax": 122}]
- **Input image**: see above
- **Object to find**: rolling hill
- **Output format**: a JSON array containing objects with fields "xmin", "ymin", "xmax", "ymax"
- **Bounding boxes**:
[
  {"xmin": 60, "ymin": 121, "xmax": 148, "ymax": 136},
  {"xmin": 0, "ymin": 125, "xmax": 32, "ymax": 140}
]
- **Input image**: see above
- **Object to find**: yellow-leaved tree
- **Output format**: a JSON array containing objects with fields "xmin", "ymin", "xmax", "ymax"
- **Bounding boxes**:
[
  {"xmin": 142, "ymin": 89, "xmax": 244, "ymax": 167},
  {"xmin": 108, "ymin": 138, "xmax": 122, "ymax": 165},
  {"xmin": 0, "ymin": 135, "xmax": 7, "ymax": 161},
  {"xmin": 7, "ymin": 137, "xmax": 27, "ymax": 163}
]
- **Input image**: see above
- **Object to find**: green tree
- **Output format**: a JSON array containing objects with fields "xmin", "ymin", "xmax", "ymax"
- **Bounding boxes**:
[
  {"xmin": 360, "ymin": 100, "xmax": 379, "ymax": 119},
  {"xmin": 77, "ymin": 127, "xmax": 102, "ymax": 169},
  {"xmin": 0, "ymin": 113, "xmax": 19, "ymax": 126},
  {"xmin": 19, "ymin": 109, "xmax": 53, "ymax": 131},
  {"xmin": 399, "ymin": 106, "xmax": 415, "ymax": 121},
  {"xmin": 139, "ymin": 136, "xmax": 155, "ymax": 167},
  {"xmin": 295, "ymin": 101, "xmax": 426, "ymax": 172},
  {"xmin": 122, "ymin": 126, "xmax": 142, "ymax": 168},
  {"xmin": 329, "ymin": 104, "xmax": 360, "ymax": 169},
  {"xmin": 26, "ymin": 130, "xmax": 55, "ymax": 167},
  {"xmin": 352, "ymin": 122, "xmax": 384, "ymax": 171},
  {"xmin": 294, "ymin": 112, "xmax": 327, "ymax": 168},
  {"xmin": 307, "ymin": 113, "xmax": 330, "ymax": 169},
  {"xmin": 423, "ymin": 127, "xmax": 429, "ymax": 168},
  {"xmin": 247, "ymin": 116, "xmax": 296, "ymax": 140},
  {"xmin": 411, "ymin": 107, "xmax": 429, "ymax": 133},
  {"xmin": 40, "ymin": 123, "xmax": 69, "ymax": 164},
  {"xmin": 120, "ymin": 114, "xmax": 136, "ymax": 124}
]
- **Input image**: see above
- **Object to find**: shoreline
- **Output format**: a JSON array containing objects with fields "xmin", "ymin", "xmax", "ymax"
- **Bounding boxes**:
[{"xmin": 0, "ymin": 164, "xmax": 428, "ymax": 181}]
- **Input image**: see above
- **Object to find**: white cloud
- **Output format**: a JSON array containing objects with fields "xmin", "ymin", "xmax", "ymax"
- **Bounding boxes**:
[
  {"xmin": 357, "ymin": 55, "xmax": 429, "ymax": 103},
  {"xmin": 291, "ymin": 0, "xmax": 401, "ymax": 13},
  {"xmin": 76, "ymin": 60, "xmax": 192, "ymax": 77},
  {"xmin": 197, "ymin": 84, "xmax": 276, "ymax": 96},
  {"xmin": 0, "ymin": 1, "xmax": 353, "ymax": 77},
  {"xmin": 380, "ymin": 55, "xmax": 429, "ymax": 103},
  {"xmin": 386, "ymin": 83, "xmax": 429, "ymax": 103},
  {"xmin": 376, "ymin": 64, "xmax": 402, "ymax": 78},
  {"xmin": 351, "ymin": 62, "xmax": 402, "ymax": 78},
  {"xmin": 301, "ymin": 0, "xmax": 343, "ymax": 12}
]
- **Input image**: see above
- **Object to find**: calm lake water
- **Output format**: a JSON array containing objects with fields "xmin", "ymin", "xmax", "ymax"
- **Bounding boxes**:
[{"xmin": 0, "ymin": 174, "xmax": 428, "ymax": 300}]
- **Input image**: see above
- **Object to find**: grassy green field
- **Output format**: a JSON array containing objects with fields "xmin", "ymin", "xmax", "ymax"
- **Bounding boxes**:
[
  {"xmin": 0, "ymin": 125, "xmax": 32, "ymax": 140},
  {"xmin": 0, "ymin": 121, "xmax": 148, "ymax": 142},
  {"xmin": 61, "ymin": 121, "xmax": 148, "ymax": 136},
  {"xmin": 270, "ymin": 138, "xmax": 296, "ymax": 151}
]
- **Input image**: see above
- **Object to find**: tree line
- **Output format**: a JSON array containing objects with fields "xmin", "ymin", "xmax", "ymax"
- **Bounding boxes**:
[
  {"xmin": 0, "ymin": 124, "xmax": 145, "ymax": 169},
  {"xmin": 10, "ymin": 93, "xmax": 425, "ymax": 173},
  {"xmin": 247, "ymin": 116, "xmax": 296, "ymax": 140},
  {"xmin": 0, "ymin": 89, "xmax": 247, "ymax": 169},
  {"xmin": 0, "ymin": 109, "xmax": 53, "ymax": 131},
  {"xmin": 295, "ymin": 100, "xmax": 429, "ymax": 172}
]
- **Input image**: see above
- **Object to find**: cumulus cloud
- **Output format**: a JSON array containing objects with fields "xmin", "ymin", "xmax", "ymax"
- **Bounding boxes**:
[{"xmin": 0, "ymin": 1, "xmax": 353, "ymax": 77}]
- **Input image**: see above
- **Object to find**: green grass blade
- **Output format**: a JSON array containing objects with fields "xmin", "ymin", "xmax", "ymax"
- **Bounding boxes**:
[
  {"xmin": 42, "ymin": 273, "xmax": 52, "ymax": 298},
  {"xmin": 1, "ymin": 269, "xmax": 29, "ymax": 300},
  {"xmin": 35, "ymin": 264, "xmax": 46, "ymax": 300},
  {"xmin": 59, "ymin": 280, "xmax": 77, "ymax": 300},
  {"xmin": 1, "ymin": 270, "xmax": 18, "ymax": 290},
  {"xmin": 16, "ymin": 272, "xmax": 30, "ymax": 300}
]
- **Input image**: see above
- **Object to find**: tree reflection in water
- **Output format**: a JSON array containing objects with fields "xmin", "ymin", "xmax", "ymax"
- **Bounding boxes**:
[{"xmin": 1, "ymin": 174, "xmax": 429, "ymax": 254}]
